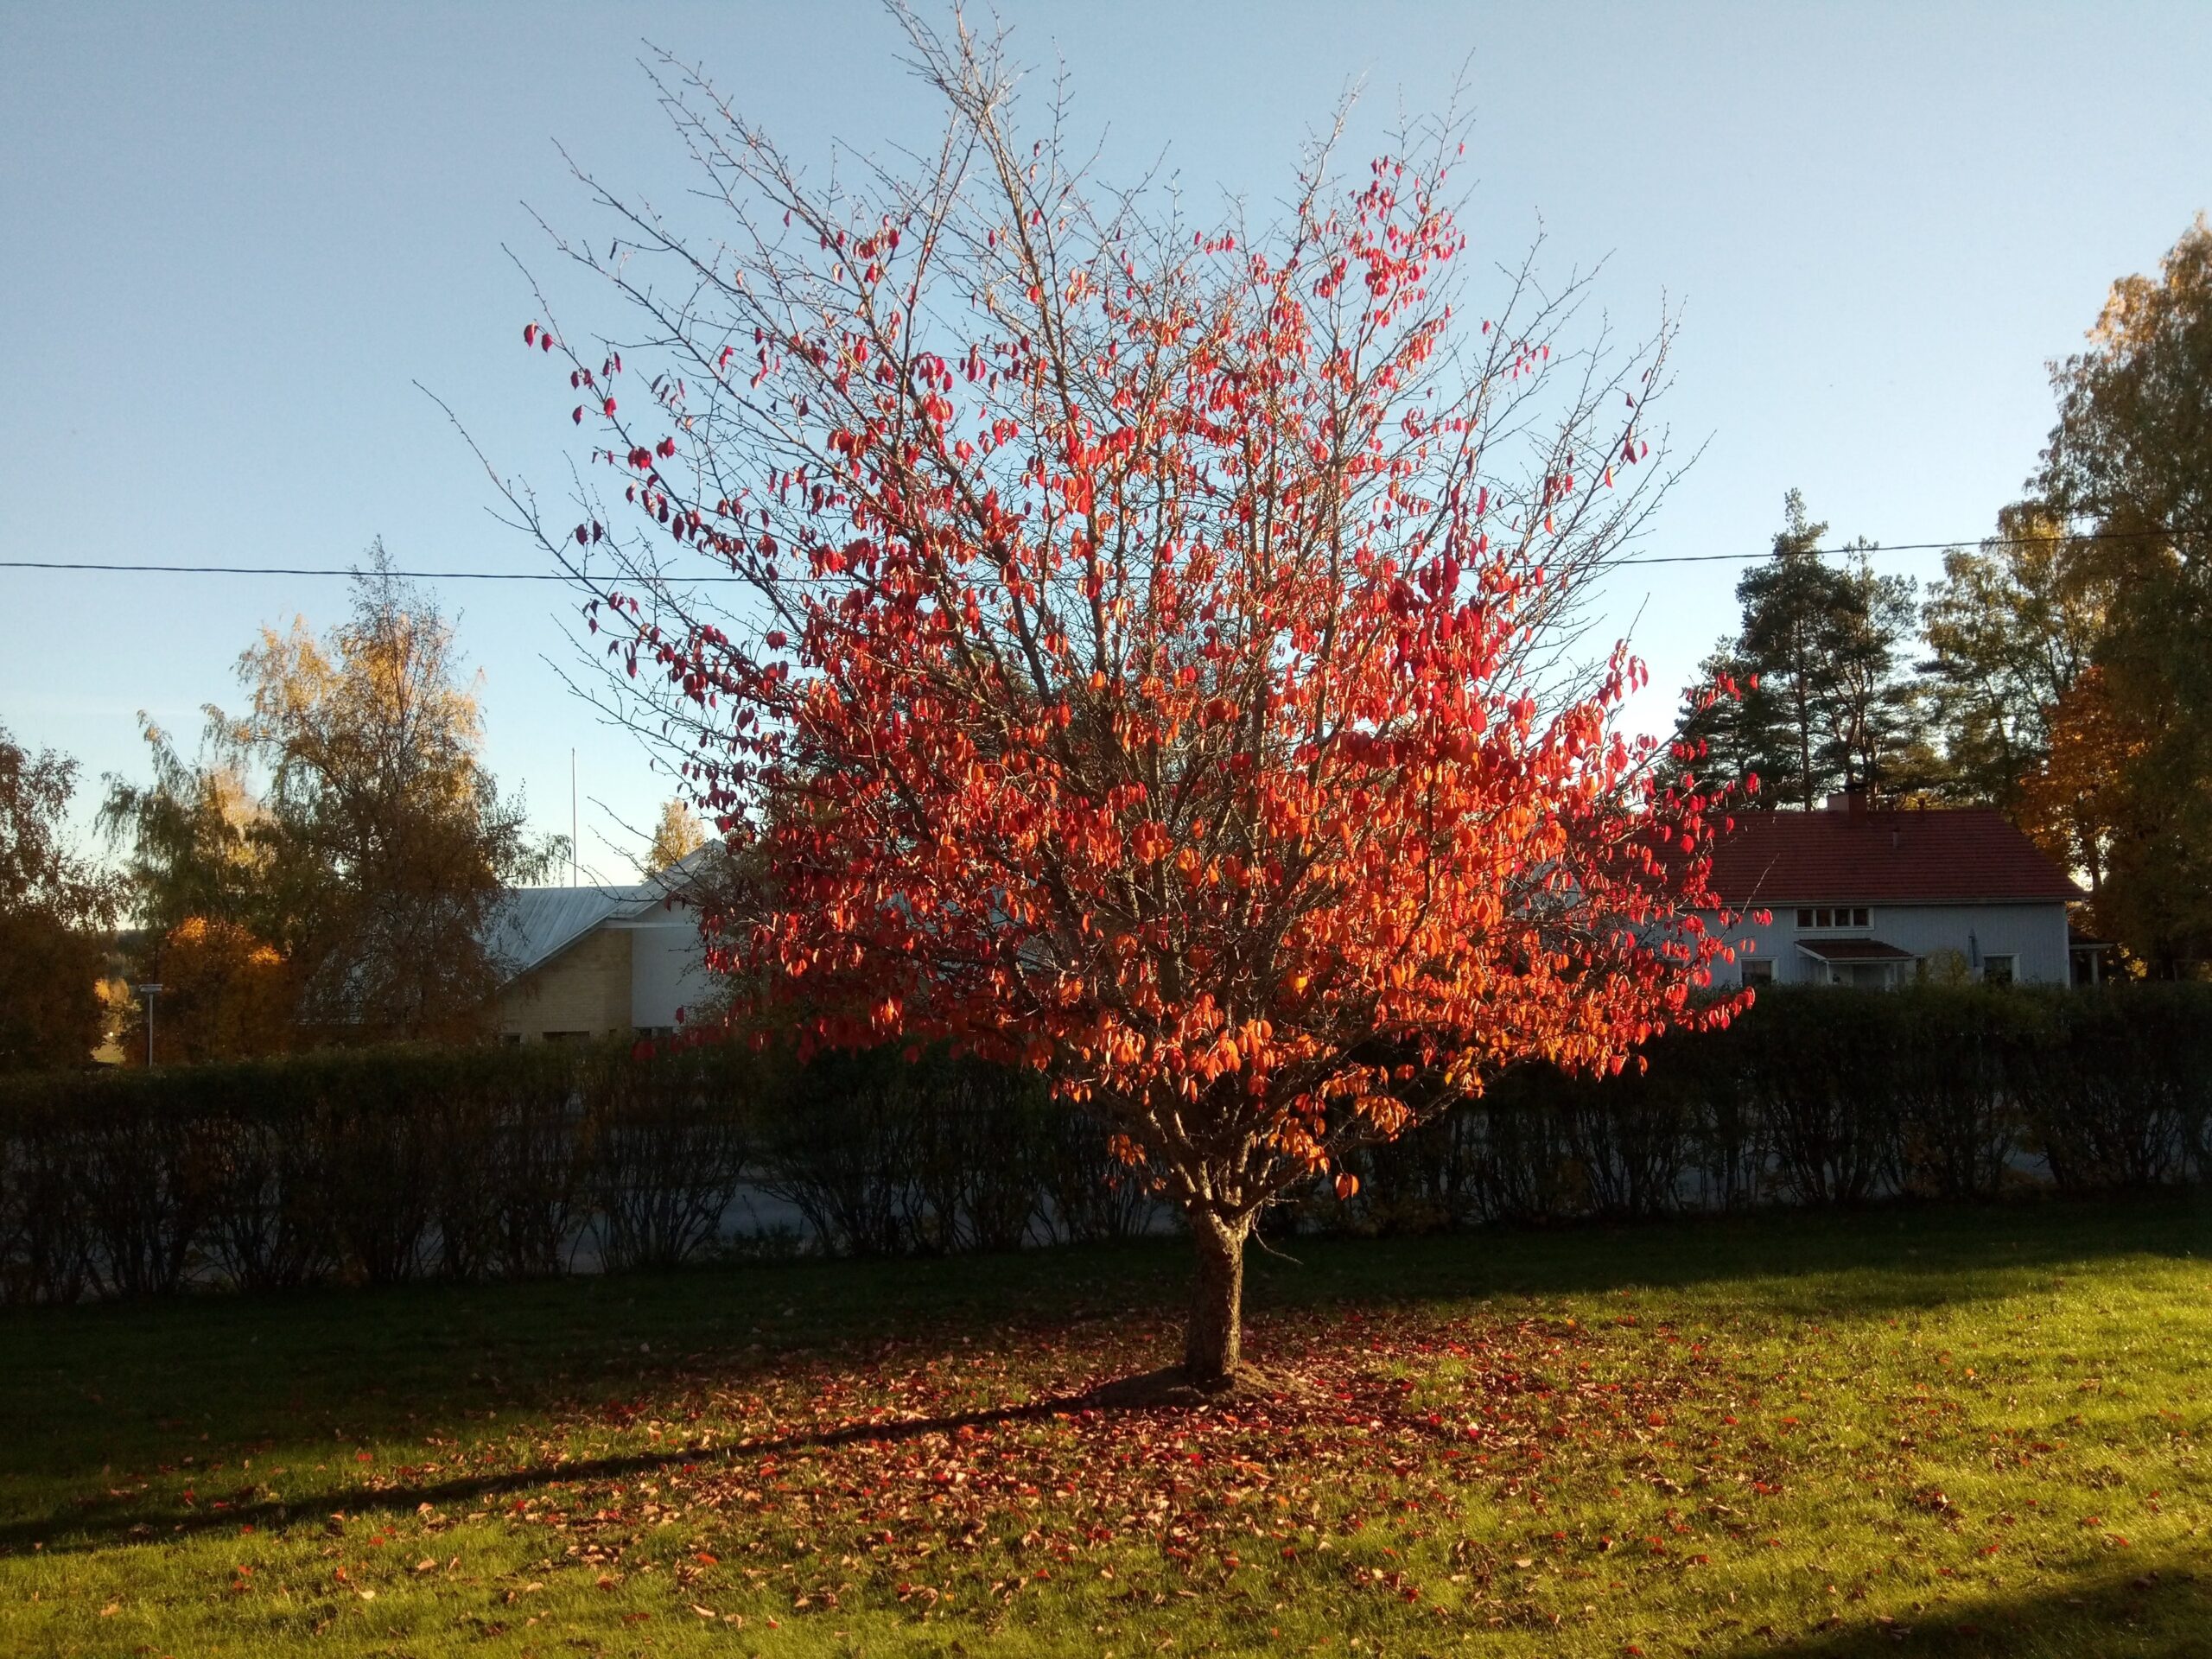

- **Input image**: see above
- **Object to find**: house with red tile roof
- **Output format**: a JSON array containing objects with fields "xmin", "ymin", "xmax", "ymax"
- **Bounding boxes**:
[{"xmin": 1703, "ymin": 792, "xmax": 2099, "ymax": 988}]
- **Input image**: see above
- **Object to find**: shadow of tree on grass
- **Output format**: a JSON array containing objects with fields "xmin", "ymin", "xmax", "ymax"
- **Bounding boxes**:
[
  {"xmin": 0, "ymin": 1376, "xmax": 1116, "ymax": 1555},
  {"xmin": 1734, "ymin": 1560, "xmax": 2209, "ymax": 1657},
  {"xmin": 3, "ymin": 1196, "xmax": 2205, "ymax": 1561}
]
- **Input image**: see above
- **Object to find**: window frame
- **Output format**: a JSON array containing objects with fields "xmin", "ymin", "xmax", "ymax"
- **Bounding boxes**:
[{"xmin": 1796, "ymin": 906, "xmax": 1872, "ymax": 930}]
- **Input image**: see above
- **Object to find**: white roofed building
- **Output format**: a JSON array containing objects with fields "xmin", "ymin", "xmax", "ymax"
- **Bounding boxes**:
[{"xmin": 483, "ymin": 849, "xmax": 719, "ymax": 1043}]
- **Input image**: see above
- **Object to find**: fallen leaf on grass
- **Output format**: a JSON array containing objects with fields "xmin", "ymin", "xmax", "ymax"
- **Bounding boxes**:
[{"xmin": 485, "ymin": 1305, "xmax": 1745, "ymax": 1620}]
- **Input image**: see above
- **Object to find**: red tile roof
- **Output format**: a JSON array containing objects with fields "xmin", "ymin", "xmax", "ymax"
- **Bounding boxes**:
[{"xmin": 1705, "ymin": 806, "xmax": 2083, "ymax": 907}]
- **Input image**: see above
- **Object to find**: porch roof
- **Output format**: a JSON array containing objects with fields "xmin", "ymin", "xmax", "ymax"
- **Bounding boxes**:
[{"xmin": 1795, "ymin": 938, "xmax": 1916, "ymax": 963}]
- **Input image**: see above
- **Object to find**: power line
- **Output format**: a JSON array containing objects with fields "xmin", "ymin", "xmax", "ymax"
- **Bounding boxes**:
[
  {"xmin": 0, "ymin": 524, "xmax": 2201, "ymax": 583},
  {"xmin": 1617, "ymin": 524, "xmax": 2209, "ymax": 568},
  {"xmin": 0, "ymin": 561, "xmax": 589, "ymax": 582}
]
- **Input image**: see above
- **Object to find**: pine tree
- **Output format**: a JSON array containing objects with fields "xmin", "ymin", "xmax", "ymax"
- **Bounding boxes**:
[{"xmin": 1672, "ymin": 493, "xmax": 1922, "ymax": 809}]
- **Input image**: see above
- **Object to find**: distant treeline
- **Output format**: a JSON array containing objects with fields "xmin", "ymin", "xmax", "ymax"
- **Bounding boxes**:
[{"xmin": 1670, "ymin": 219, "xmax": 2212, "ymax": 975}]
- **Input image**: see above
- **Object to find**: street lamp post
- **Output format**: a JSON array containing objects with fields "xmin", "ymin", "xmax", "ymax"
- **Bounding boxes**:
[{"xmin": 134, "ymin": 983, "xmax": 167, "ymax": 1068}]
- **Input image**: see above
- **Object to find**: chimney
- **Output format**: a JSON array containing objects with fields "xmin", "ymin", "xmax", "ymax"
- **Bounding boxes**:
[{"xmin": 1825, "ymin": 787, "xmax": 1870, "ymax": 817}]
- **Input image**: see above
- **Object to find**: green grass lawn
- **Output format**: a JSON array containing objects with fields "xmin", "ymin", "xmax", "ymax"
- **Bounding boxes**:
[{"xmin": 4, "ymin": 1200, "xmax": 2209, "ymax": 1657}]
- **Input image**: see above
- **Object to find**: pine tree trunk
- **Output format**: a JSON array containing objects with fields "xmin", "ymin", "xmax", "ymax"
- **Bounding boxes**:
[{"xmin": 1184, "ymin": 1210, "xmax": 1249, "ymax": 1387}]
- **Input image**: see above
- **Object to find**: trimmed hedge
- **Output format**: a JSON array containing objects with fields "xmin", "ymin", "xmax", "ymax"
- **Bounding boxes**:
[
  {"xmin": 3, "ymin": 985, "xmax": 2207, "ymax": 1304},
  {"xmin": 1318, "ymin": 984, "xmax": 2212, "ymax": 1235},
  {"xmin": 0, "ymin": 1039, "xmax": 1148, "ymax": 1304}
]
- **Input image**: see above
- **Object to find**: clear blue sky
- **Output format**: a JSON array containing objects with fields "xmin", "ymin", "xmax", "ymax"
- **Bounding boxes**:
[{"xmin": 4, "ymin": 3, "xmax": 2208, "ymax": 877}]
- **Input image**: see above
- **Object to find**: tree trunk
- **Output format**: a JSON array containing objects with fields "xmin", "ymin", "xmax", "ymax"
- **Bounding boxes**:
[
  {"xmin": 1184, "ymin": 1210, "xmax": 1249, "ymax": 1387},
  {"xmin": 1796, "ymin": 686, "xmax": 1815, "ymax": 811}
]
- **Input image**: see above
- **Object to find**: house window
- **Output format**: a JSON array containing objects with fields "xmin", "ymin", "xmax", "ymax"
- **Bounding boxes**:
[
  {"xmin": 1741, "ymin": 959, "xmax": 1774, "ymax": 986},
  {"xmin": 1982, "ymin": 955, "xmax": 2015, "ymax": 987},
  {"xmin": 541, "ymin": 1029, "xmax": 590, "ymax": 1044},
  {"xmin": 1796, "ymin": 906, "xmax": 1871, "ymax": 930}
]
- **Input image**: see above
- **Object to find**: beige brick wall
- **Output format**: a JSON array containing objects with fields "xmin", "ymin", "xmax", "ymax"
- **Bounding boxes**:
[{"xmin": 496, "ymin": 925, "xmax": 633, "ymax": 1041}]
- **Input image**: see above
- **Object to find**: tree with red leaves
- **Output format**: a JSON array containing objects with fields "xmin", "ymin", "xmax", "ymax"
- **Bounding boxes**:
[{"xmin": 494, "ymin": 11, "xmax": 1746, "ymax": 1387}]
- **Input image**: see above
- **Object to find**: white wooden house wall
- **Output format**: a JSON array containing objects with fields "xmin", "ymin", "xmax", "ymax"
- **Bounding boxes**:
[{"xmin": 1708, "ymin": 900, "xmax": 2072, "ymax": 988}]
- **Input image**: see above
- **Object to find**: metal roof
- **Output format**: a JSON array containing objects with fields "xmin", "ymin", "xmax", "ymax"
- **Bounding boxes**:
[
  {"xmin": 484, "ymin": 885, "xmax": 652, "ymax": 980},
  {"xmin": 482, "ymin": 844, "xmax": 721, "ymax": 982}
]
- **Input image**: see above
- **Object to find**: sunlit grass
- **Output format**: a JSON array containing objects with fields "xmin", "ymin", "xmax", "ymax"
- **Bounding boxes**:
[{"xmin": 3, "ymin": 1199, "xmax": 2209, "ymax": 1656}]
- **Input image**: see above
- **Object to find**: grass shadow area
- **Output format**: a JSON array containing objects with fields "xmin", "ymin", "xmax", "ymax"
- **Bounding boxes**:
[
  {"xmin": 1744, "ymin": 1560, "xmax": 2210, "ymax": 1656},
  {"xmin": 3, "ymin": 1195, "xmax": 2205, "ymax": 1500},
  {"xmin": 3, "ymin": 1195, "xmax": 2210, "ymax": 1658}
]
